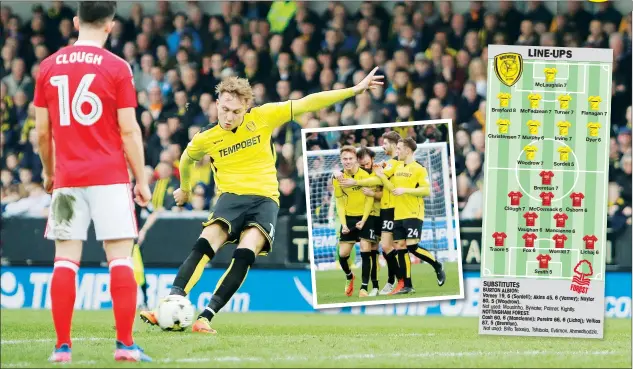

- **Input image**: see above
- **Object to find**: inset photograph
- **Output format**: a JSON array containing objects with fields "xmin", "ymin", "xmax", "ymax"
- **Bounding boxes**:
[{"xmin": 303, "ymin": 119, "xmax": 464, "ymax": 308}]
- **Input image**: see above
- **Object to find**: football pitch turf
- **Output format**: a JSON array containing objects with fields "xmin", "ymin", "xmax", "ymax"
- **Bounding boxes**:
[
  {"xmin": 314, "ymin": 262, "xmax": 461, "ymax": 305},
  {"xmin": 1, "ymin": 310, "xmax": 630, "ymax": 368}
]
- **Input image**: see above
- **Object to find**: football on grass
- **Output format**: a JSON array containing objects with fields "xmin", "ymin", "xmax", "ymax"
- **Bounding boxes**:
[{"xmin": 155, "ymin": 295, "xmax": 195, "ymax": 331}]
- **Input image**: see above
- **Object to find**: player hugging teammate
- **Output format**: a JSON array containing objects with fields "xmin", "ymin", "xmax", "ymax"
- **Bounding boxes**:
[
  {"xmin": 332, "ymin": 146, "xmax": 381, "ymax": 297},
  {"xmin": 339, "ymin": 133, "xmax": 446, "ymax": 296}
]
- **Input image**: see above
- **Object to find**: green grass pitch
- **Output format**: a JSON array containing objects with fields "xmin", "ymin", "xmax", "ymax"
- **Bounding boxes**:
[
  {"xmin": 1, "ymin": 310, "xmax": 630, "ymax": 368},
  {"xmin": 314, "ymin": 262, "xmax": 461, "ymax": 305}
]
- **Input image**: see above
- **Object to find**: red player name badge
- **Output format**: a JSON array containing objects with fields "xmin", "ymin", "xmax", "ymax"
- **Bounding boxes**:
[{"xmin": 570, "ymin": 260, "xmax": 593, "ymax": 294}]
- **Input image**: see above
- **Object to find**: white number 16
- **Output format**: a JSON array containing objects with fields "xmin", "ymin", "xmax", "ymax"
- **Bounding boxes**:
[{"xmin": 50, "ymin": 74, "xmax": 103, "ymax": 126}]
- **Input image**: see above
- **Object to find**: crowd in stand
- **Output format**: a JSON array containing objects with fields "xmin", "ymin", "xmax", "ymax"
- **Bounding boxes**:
[{"xmin": 1, "ymin": 1, "xmax": 631, "ymax": 229}]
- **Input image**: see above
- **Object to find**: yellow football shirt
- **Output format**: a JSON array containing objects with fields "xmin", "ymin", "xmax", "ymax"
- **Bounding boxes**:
[
  {"xmin": 527, "ymin": 120, "xmax": 541, "ymax": 135},
  {"xmin": 558, "ymin": 95, "xmax": 572, "ymax": 110},
  {"xmin": 332, "ymin": 167, "xmax": 372, "ymax": 217},
  {"xmin": 366, "ymin": 171, "xmax": 382, "ymax": 217},
  {"xmin": 544, "ymin": 67, "xmax": 557, "ymax": 82},
  {"xmin": 557, "ymin": 146, "xmax": 572, "ymax": 161},
  {"xmin": 496, "ymin": 119, "xmax": 511, "ymax": 134},
  {"xmin": 587, "ymin": 122, "xmax": 601, "ymax": 137},
  {"xmin": 524, "ymin": 145, "xmax": 538, "ymax": 160},
  {"xmin": 185, "ymin": 101, "xmax": 293, "ymax": 203},
  {"xmin": 497, "ymin": 93, "xmax": 511, "ymax": 108},
  {"xmin": 391, "ymin": 161, "xmax": 430, "ymax": 221},
  {"xmin": 557, "ymin": 121, "xmax": 572, "ymax": 136},
  {"xmin": 588, "ymin": 96, "xmax": 602, "ymax": 110},
  {"xmin": 380, "ymin": 158, "xmax": 403, "ymax": 210},
  {"xmin": 528, "ymin": 93, "xmax": 542, "ymax": 108}
]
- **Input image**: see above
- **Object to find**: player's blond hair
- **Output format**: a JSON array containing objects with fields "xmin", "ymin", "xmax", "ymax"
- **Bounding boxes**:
[
  {"xmin": 215, "ymin": 76, "xmax": 254, "ymax": 108},
  {"xmin": 339, "ymin": 145, "xmax": 357, "ymax": 157}
]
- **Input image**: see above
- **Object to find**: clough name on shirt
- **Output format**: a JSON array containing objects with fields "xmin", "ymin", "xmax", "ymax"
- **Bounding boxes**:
[
  {"xmin": 219, "ymin": 135, "xmax": 261, "ymax": 157},
  {"xmin": 56, "ymin": 51, "xmax": 104, "ymax": 65}
]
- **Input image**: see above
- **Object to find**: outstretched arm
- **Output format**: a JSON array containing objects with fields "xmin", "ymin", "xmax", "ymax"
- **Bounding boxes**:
[{"xmin": 292, "ymin": 67, "xmax": 384, "ymax": 122}]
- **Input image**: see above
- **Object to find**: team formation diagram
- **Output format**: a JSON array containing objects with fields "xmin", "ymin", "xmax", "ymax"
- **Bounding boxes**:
[{"xmin": 482, "ymin": 46, "xmax": 611, "ymax": 285}]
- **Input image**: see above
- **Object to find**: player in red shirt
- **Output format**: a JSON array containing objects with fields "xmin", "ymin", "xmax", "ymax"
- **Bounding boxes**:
[
  {"xmin": 537, "ymin": 254, "xmax": 551, "ymax": 269},
  {"xmin": 508, "ymin": 191, "xmax": 522, "ymax": 206},
  {"xmin": 570, "ymin": 192, "xmax": 585, "ymax": 207},
  {"xmin": 552, "ymin": 234, "xmax": 568, "ymax": 248},
  {"xmin": 583, "ymin": 235, "xmax": 598, "ymax": 249},
  {"xmin": 540, "ymin": 191, "xmax": 554, "ymax": 206},
  {"xmin": 523, "ymin": 233, "xmax": 537, "ymax": 247},
  {"xmin": 539, "ymin": 170, "xmax": 554, "ymax": 185},
  {"xmin": 553, "ymin": 213, "xmax": 569, "ymax": 227},
  {"xmin": 523, "ymin": 212, "xmax": 538, "ymax": 226},
  {"xmin": 33, "ymin": 2, "xmax": 152, "ymax": 363},
  {"xmin": 492, "ymin": 232, "xmax": 507, "ymax": 246}
]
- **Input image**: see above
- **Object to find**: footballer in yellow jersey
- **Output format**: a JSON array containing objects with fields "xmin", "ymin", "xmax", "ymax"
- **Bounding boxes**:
[
  {"xmin": 558, "ymin": 146, "xmax": 572, "ymax": 161},
  {"xmin": 527, "ymin": 120, "xmax": 541, "ymax": 135},
  {"xmin": 497, "ymin": 119, "xmax": 511, "ymax": 134},
  {"xmin": 524, "ymin": 145, "xmax": 538, "ymax": 160},
  {"xmin": 497, "ymin": 92, "xmax": 511, "ymax": 107},
  {"xmin": 333, "ymin": 146, "xmax": 375, "ymax": 297},
  {"xmin": 587, "ymin": 122, "xmax": 601, "ymax": 137},
  {"xmin": 544, "ymin": 67, "xmax": 557, "ymax": 82},
  {"xmin": 377, "ymin": 137, "xmax": 446, "ymax": 293},
  {"xmin": 588, "ymin": 96, "xmax": 602, "ymax": 110},
  {"xmin": 340, "ymin": 131, "xmax": 405, "ymax": 295},
  {"xmin": 528, "ymin": 93, "xmax": 542, "ymax": 108},
  {"xmin": 557, "ymin": 121, "xmax": 572, "ymax": 136},
  {"xmin": 140, "ymin": 70, "xmax": 385, "ymax": 332},
  {"xmin": 558, "ymin": 95, "xmax": 572, "ymax": 110}
]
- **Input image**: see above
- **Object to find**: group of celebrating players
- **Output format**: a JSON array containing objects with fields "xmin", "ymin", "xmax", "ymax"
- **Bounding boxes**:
[{"xmin": 332, "ymin": 132, "xmax": 447, "ymax": 298}]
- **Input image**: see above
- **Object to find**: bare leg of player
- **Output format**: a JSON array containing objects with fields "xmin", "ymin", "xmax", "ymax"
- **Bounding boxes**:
[
  {"xmin": 139, "ymin": 223, "xmax": 228, "ymax": 325},
  {"xmin": 193, "ymin": 227, "xmax": 266, "ymax": 333},
  {"xmin": 338, "ymin": 242, "xmax": 355, "ymax": 296},
  {"xmin": 48, "ymin": 240, "xmax": 82, "ymax": 363},
  {"xmin": 359, "ymin": 240, "xmax": 373, "ymax": 297},
  {"xmin": 379, "ymin": 232, "xmax": 401, "ymax": 295},
  {"xmin": 369, "ymin": 242, "xmax": 380, "ymax": 296},
  {"xmin": 391, "ymin": 241, "xmax": 411, "ymax": 294},
  {"xmin": 104, "ymin": 239, "xmax": 152, "ymax": 362}
]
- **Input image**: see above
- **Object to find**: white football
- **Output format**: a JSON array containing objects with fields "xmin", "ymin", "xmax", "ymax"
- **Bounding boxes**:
[{"xmin": 155, "ymin": 295, "xmax": 195, "ymax": 331}]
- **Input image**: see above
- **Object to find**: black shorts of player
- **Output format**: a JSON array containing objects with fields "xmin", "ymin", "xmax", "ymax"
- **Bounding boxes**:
[
  {"xmin": 339, "ymin": 216, "xmax": 379, "ymax": 243},
  {"xmin": 380, "ymin": 208, "xmax": 395, "ymax": 233},
  {"xmin": 202, "ymin": 193, "xmax": 279, "ymax": 256},
  {"xmin": 393, "ymin": 218, "xmax": 423, "ymax": 242},
  {"xmin": 361, "ymin": 215, "xmax": 380, "ymax": 243}
]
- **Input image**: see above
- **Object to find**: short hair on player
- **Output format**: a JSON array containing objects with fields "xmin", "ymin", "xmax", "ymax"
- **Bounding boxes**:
[
  {"xmin": 399, "ymin": 137, "xmax": 417, "ymax": 152},
  {"xmin": 356, "ymin": 147, "xmax": 375, "ymax": 160},
  {"xmin": 78, "ymin": 1, "xmax": 117, "ymax": 26},
  {"xmin": 339, "ymin": 145, "xmax": 357, "ymax": 157},
  {"xmin": 382, "ymin": 131, "xmax": 402, "ymax": 145},
  {"xmin": 216, "ymin": 76, "xmax": 254, "ymax": 108}
]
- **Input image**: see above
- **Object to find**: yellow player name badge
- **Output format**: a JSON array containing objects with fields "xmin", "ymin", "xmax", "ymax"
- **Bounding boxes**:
[{"xmin": 494, "ymin": 52, "xmax": 523, "ymax": 87}]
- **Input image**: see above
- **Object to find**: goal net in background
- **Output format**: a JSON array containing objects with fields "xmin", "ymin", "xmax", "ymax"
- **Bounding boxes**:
[{"xmin": 306, "ymin": 143, "xmax": 457, "ymax": 271}]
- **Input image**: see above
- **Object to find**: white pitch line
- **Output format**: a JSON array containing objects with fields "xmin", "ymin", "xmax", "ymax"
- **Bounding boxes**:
[
  {"xmin": 488, "ymin": 167, "xmax": 604, "ymax": 174},
  {"xmin": 1, "ymin": 337, "xmax": 110, "ymax": 345},
  {"xmin": 0, "ymin": 350, "xmax": 621, "ymax": 367}
]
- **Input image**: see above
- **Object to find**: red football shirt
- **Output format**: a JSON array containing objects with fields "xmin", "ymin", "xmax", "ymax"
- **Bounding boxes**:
[
  {"xmin": 540, "ymin": 192, "xmax": 555, "ymax": 206},
  {"xmin": 570, "ymin": 192, "xmax": 585, "ymax": 207},
  {"xmin": 553, "ymin": 213, "xmax": 569, "ymax": 227},
  {"xmin": 540, "ymin": 170, "xmax": 554, "ymax": 185},
  {"xmin": 523, "ymin": 212, "xmax": 538, "ymax": 226},
  {"xmin": 33, "ymin": 40, "xmax": 137, "ymax": 188},
  {"xmin": 508, "ymin": 191, "xmax": 523, "ymax": 206},
  {"xmin": 552, "ymin": 234, "xmax": 568, "ymax": 248},
  {"xmin": 583, "ymin": 235, "xmax": 598, "ymax": 249},
  {"xmin": 537, "ymin": 254, "xmax": 551, "ymax": 269},
  {"xmin": 523, "ymin": 232, "xmax": 537, "ymax": 247},
  {"xmin": 492, "ymin": 232, "xmax": 507, "ymax": 246}
]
